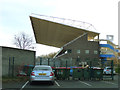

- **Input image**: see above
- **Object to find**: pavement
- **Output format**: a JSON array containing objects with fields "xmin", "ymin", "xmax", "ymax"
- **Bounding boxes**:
[{"xmin": 1, "ymin": 75, "xmax": 119, "ymax": 90}]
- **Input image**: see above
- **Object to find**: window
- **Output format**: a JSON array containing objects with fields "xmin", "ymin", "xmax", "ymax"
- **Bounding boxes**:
[
  {"xmin": 67, "ymin": 49, "xmax": 72, "ymax": 53},
  {"xmin": 94, "ymin": 50, "xmax": 98, "ymax": 54},
  {"xmin": 33, "ymin": 67, "xmax": 52, "ymax": 71},
  {"xmin": 77, "ymin": 50, "xmax": 80, "ymax": 54},
  {"xmin": 85, "ymin": 50, "xmax": 89, "ymax": 54}
]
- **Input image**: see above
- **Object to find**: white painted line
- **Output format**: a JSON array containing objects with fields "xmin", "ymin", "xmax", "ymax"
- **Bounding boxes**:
[
  {"xmin": 102, "ymin": 81, "xmax": 118, "ymax": 85},
  {"xmin": 55, "ymin": 81, "xmax": 60, "ymax": 87},
  {"xmin": 79, "ymin": 81, "xmax": 92, "ymax": 87},
  {"xmin": 20, "ymin": 81, "xmax": 29, "ymax": 90}
]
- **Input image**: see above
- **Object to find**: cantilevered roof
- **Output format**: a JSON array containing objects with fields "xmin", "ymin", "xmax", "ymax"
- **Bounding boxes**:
[{"xmin": 30, "ymin": 14, "xmax": 99, "ymax": 48}]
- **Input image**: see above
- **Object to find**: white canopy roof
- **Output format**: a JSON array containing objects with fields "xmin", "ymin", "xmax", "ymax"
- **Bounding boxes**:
[{"xmin": 30, "ymin": 14, "xmax": 99, "ymax": 48}]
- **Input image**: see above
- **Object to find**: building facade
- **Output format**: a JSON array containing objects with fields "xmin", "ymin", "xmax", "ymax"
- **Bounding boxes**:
[
  {"xmin": 54, "ymin": 33, "xmax": 100, "ymax": 66},
  {"xmin": 30, "ymin": 14, "xmax": 100, "ymax": 67},
  {"xmin": 99, "ymin": 39, "xmax": 119, "ymax": 65},
  {"xmin": 1, "ymin": 46, "xmax": 36, "ymax": 76}
]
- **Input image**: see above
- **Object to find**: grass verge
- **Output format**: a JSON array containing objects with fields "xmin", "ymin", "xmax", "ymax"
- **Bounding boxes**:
[{"xmin": 2, "ymin": 76, "xmax": 29, "ymax": 83}]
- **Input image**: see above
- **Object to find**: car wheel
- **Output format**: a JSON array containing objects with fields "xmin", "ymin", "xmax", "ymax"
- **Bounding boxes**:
[
  {"xmin": 29, "ymin": 81, "xmax": 33, "ymax": 85},
  {"xmin": 104, "ymin": 72, "xmax": 106, "ymax": 75},
  {"xmin": 51, "ymin": 81, "xmax": 54, "ymax": 85}
]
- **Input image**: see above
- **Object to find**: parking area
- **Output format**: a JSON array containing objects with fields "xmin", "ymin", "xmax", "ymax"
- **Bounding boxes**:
[{"xmin": 2, "ymin": 75, "xmax": 119, "ymax": 89}]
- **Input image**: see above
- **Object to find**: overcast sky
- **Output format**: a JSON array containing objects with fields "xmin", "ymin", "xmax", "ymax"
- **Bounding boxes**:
[{"xmin": 0, "ymin": 0, "xmax": 119, "ymax": 56}]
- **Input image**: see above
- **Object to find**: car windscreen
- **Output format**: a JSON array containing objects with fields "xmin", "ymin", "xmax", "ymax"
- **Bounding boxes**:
[{"xmin": 33, "ymin": 67, "xmax": 52, "ymax": 71}]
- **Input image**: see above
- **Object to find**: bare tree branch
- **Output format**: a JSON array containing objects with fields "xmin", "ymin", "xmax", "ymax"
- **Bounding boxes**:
[{"xmin": 13, "ymin": 32, "xmax": 34, "ymax": 49}]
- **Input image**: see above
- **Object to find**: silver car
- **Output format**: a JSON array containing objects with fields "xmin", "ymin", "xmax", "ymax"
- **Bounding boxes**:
[
  {"xmin": 103, "ymin": 67, "xmax": 115, "ymax": 75},
  {"xmin": 30, "ymin": 65, "xmax": 54, "ymax": 85}
]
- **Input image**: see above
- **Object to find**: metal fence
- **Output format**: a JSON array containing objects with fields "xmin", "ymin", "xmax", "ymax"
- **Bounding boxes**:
[
  {"xmin": 36, "ymin": 57, "xmax": 114, "ymax": 68},
  {"xmin": 6, "ymin": 57, "xmax": 115, "ymax": 78},
  {"xmin": 35, "ymin": 57, "xmax": 115, "ymax": 80},
  {"xmin": 36, "ymin": 57, "xmax": 78, "ymax": 67}
]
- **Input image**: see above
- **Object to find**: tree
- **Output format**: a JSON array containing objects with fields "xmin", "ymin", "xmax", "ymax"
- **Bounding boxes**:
[
  {"xmin": 37, "ymin": 52, "xmax": 57, "ymax": 59},
  {"xmin": 13, "ymin": 32, "xmax": 34, "ymax": 49}
]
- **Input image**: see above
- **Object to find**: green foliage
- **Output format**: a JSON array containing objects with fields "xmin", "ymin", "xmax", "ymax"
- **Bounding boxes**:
[
  {"xmin": 115, "ymin": 67, "xmax": 120, "ymax": 74},
  {"xmin": 2, "ymin": 76, "xmax": 29, "ymax": 83}
]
